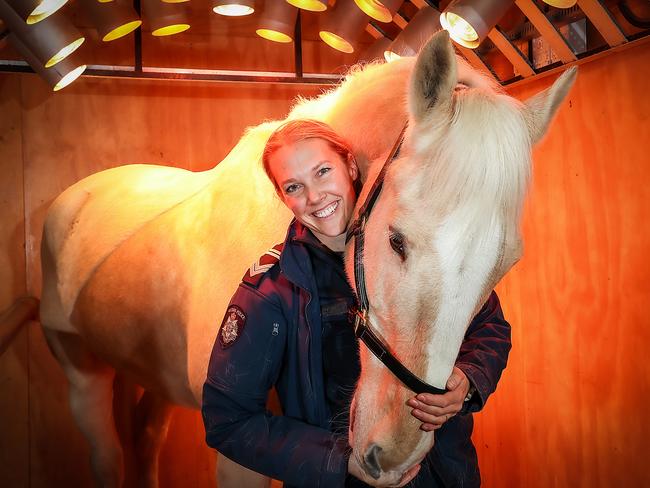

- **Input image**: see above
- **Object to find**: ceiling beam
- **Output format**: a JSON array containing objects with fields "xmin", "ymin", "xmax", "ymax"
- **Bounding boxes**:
[
  {"xmin": 577, "ymin": 0, "xmax": 627, "ymax": 47},
  {"xmin": 515, "ymin": 0, "xmax": 577, "ymax": 63},
  {"xmin": 488, "ymin": 26, "xmax": 535, "ymax": 77},
  {"xmin": 365, "ymin": 23, "xmax": 384, "ymax": 39},
  {"xmin": 0, "ymin": 61, "xmax": 343, "ymax": 85}
]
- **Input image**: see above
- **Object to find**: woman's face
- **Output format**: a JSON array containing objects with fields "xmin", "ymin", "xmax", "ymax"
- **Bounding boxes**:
[{"xmin": 268, "ymin": 137, "xmax": 358, "ymax": 250}]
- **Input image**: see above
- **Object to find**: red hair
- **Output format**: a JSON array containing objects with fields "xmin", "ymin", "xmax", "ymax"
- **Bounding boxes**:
[{"xmin": 262, "ymin": 119, "xmax": 355, "ymax": 193}]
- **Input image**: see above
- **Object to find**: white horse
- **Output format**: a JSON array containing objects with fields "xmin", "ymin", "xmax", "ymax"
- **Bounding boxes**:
[
  {"xmin": 35, "ymin": 31, "xmax": 574, "ymax": 487},
  {"xmin": 344, "ymin": 33, "xmax": 576, "ymax": 485}
]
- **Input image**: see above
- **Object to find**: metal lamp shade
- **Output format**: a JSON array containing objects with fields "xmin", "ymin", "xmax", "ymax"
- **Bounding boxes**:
[
  {"xmin": 319, "ymin": 0, "xmax": 369, "ymax": 54},
  {"xmin": 542, "ymin": 0, "xmax": 577, "ymax": 7},
  {"xmin": 357, "ymin": 36, "xmax": 391, "ymax": 62},
  {"xmin": 81, "ymin": 0, "xmax": 141, "ymax": 42},
  {"xmin": 388, "ymin": 5, "xmax": 442, "ymax": 57},
  {"xmin": 286, "ymin": 0, "xmax": 326, "ymax": 11},
  {"xmin": 256, "ymin": 1, "xmax": 298, "ymax": 43},
  {"xmin": 3, "ymin": 0, "xmax": 67, "ymax": 24},
  {"xmin": 8, "ymin": 32, "xmax": 86, "ymax": 90},
  {"xmin": 441, "ymin": 0, "xmax": 515, "ymax": 49},
  {"xmin": 213, "ymin": 0, "xmax": 254, "ymax": 16},
  {"xmin": 353, "ymin": 0, "xmax": 402, "ymax": 23},
  {"xmin": 144, "ymin": 0, "xmax": 190, "ymax": 36},
  {"xmin": 0, "ymin": 0, "xmax": 84, "ymax": 67}
]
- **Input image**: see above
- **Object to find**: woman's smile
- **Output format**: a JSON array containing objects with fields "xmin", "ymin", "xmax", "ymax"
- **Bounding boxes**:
[{"xmin": 312, "ymin": 200, "xmax": 340, "ymax": 218}]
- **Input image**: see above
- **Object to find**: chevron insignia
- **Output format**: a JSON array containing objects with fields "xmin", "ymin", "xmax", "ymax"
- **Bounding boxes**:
[{"xmin": 242, "ymin": 243, "xmax": 284, "ymax": 288}]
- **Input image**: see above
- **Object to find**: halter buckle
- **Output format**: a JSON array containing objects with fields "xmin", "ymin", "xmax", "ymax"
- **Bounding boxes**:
[{"xmin": 353, "ymin": 309, "xmax": 368, "ymax": 337}]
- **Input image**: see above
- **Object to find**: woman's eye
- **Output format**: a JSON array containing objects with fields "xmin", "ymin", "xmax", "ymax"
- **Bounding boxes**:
[
  {"xmin": 317, "ymin": 167, "xmax": 331, "ymax": 176},
  {"xmin": 389, "ymin": 231, "xmax": 406, "ymax": 260},
  {"xmin": 284, "ymin": 184, "xmax": 300, "ymax": 194}
]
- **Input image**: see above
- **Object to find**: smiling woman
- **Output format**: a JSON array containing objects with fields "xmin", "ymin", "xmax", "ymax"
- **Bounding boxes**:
[
  {"xmin": 262, "ymin": 120, "xmax": 359, "ymax": 252},
  {"xmin": 202, "ymin": 114, "xmax": 513, "ymax": 488}
]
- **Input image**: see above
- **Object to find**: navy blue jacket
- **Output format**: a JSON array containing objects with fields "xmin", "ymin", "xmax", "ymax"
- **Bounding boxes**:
[{"xmin": 202, "ymin": 221, "xmax": 512, "ymax": 487}]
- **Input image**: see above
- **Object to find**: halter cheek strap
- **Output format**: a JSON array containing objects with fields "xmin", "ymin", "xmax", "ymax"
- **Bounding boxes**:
[{"xmin": 346, "ymin": 126, "xmax": 447, "ymax": 396}]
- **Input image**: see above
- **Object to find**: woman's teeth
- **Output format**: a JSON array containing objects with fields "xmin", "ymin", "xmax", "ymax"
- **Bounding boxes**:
[{"xmin": 313, "ymin": 201, "xmax": 339, "ymax": 218}]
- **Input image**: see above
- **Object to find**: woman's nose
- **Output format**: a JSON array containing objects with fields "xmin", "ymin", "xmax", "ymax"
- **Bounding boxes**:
[{"xmin": 306, "ymin": 187, "xmax": 325, "ymax": 205}]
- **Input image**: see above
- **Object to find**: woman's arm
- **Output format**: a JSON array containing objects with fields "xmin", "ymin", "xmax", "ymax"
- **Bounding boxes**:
[
  {"xmin": 407, "ymin": 290, "xmax": 512, "ymax": 427},
  {"xmin": 201, "ymin": 284, "xmax": 349, "ymax": 487}
]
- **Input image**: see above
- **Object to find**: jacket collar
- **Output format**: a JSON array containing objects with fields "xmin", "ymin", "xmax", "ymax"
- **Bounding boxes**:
[{"xmin": 279, "ymin": 220, "xmax": 316, "ymax": 292}]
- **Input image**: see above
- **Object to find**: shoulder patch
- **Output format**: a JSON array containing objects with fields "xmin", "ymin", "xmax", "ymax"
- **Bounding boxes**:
[
  {"xmin": 242, "ymin": 243, "xmax": 284, "ymax": 288},
  {"xmin": 219, "ymin": 305, "xmax": 246, "ymax": 348}
]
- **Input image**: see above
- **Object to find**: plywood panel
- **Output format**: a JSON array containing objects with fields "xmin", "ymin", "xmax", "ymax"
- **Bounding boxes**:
[
  {"xmin": 0, "ymin": 73, "xmax": 29, "ymax": 488},
  {"xmin": 473, "ymin": 42, "xmax": 650, "ymax": 487}
]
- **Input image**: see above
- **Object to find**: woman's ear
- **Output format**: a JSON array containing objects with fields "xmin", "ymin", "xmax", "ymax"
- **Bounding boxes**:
[{"xmin": 347, "ymin": 153, "xmax": 359, "ymax": 181}]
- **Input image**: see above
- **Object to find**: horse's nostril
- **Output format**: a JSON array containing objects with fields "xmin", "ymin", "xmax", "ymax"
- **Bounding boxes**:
[{"xmin": 363, "ymin": 444, "xmax": 382, "ymax": 480}]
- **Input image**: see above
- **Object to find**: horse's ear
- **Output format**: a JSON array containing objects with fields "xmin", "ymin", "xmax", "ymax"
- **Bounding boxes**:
[
  {"xmin": 409, "ymin": 30, "xmax": 457, "ymax": 123},
  {"xmin": 523, "ymin": 66, "xmax": 577, "ymax": 144}
]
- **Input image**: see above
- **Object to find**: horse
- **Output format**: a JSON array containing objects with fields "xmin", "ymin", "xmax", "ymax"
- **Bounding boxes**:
[
  {"xmin": 343, "ymin": 33, "xmax": 576, "ymax": 485},
  {"xmin": 35, "ymin": 30, "xmax": 575, "ymax": 487}
]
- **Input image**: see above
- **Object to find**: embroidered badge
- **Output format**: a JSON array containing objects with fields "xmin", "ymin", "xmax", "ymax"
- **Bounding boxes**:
[
  {"xmin": 242, "ymin": 243, "xmax": 284, "ymax": 288},
  {"xmin": 219, "ymin": 305, "xmax": 246, "ymax": 348}
]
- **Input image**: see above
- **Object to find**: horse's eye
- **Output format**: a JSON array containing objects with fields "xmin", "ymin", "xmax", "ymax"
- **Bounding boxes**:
[{"xmin": 389, "ymin": 231, "xmax": 406, "ymax": 260}]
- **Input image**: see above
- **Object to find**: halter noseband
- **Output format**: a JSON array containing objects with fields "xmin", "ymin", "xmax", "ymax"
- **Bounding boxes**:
[{"xmin": 346, "ymin": 126, "xmax": 447, "ymax": 396}]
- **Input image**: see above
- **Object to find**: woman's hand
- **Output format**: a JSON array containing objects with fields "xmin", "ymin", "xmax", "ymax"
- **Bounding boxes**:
[{"xmin": 407, "ymin": 367, "xmax": 470, "ymax": 431}]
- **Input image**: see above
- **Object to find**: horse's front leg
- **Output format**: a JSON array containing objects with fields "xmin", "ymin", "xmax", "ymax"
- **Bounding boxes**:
[{"xmin": 43, "ymin": 329, "xmax": 125, "ymax": 488}]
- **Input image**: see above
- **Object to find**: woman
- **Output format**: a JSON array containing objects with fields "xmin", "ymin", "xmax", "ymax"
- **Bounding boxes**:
[{"xmin": 202, "ymin": 120, "xmax": 511, "ymax": 487}]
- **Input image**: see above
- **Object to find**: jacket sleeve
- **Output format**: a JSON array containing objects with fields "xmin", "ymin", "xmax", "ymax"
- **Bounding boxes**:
[
  {"xmin": 455, "ymin": 290, "xmax": 512, "ymax": 413},
  {"xmin": 201, "ymin": 283, "xmax": 349, "ymax": 487}
]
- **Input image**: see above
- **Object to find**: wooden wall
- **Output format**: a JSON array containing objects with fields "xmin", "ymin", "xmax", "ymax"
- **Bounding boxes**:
[
  {"xmin": 1, "ymin": 41, "xmax": 648, "ymax": 487},
  {"xmin": 482, "ymin": 43, "xmax": 650, "ymax": 487}
]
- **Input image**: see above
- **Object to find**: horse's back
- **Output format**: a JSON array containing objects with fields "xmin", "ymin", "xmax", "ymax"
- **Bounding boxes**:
[{"xmin": 41, "ymin": 164, "xmax": 217, "ymax": 331}]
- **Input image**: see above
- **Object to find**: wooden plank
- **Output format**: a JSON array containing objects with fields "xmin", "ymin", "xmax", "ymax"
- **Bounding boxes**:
[
  {"xmin": 488, "ymin": 27, "xmax": 536, "ymax": 77},
  {"xmin": 365, "ymin": 23, "xmax": 383, "ymax": 39},
  {"xmin": 577, "ymin": 0, "xmax": 627, "ymax": 47},
  {"xmin": 515, "ymin": 0, "xmax": 577, "ymax": 63},
  {"xmin": 393, "ymin": 12, "xmax": 408, "ymax": 30},
  {"xmin": 0, "ymin": 73, "xmax": 29, "ymax": 488},
  {"xmin": 503, "ymin": 33, "xmax": 650, "ymax": 89}
]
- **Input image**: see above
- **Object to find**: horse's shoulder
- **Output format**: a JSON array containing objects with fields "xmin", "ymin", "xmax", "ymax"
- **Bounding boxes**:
[{"xmin": 241, "ymin": 243, "xmax": 285, "ymax": 288}]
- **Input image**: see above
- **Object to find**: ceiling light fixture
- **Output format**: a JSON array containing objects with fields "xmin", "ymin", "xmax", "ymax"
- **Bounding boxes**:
[
  {"xmin": 286, "ymin": 0, "xmax": 327, "ymax": 12},
  {"xmin": 356, "ymin": 35, "xmax": 392, "ymax": 62},
  {"xmin": 213, "ymin": 0, "xmax": 254, "ymax": 16},
  {"xmin": 256, "ymin": 1, "xmax": 297, "ymax": 43},
  {"xmin": 319, "ymin": 0, "xmax": 370, "ymax": 54},
  {"xmin": 353, "ymin": 0, "xmax": 403, "ymax": 23},
  {"xmin": 143, "ymin": 0, "xmax": 190, "ymax": 36},
  {"xmin": 441, "ymin": 0, "xmax": 515, "ymax": 49},
  {"xmin": 542, "ymin": 0, "xmax": 576, "ymax": 8},
  {"xmin": 387, "ymin": 5, "xmax": 441, "ymax": 57},
  {"xmin": 0, "ymin": 1, "xmax": 84, "ymax": 67},
  {"xmin": 8, "ymin": 32, "xmax": 86, "ymax": 90},
  {"xmin": 2, "ymin": 0, "xmax": 67, "ymax": 24},
  {"xmin": 80, "ymin": 0, "xmax": 141, "ymax": 42}
]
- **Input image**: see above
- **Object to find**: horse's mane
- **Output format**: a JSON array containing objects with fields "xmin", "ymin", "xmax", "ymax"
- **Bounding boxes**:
[{"xmin": 288, "ymin": 58, "xmax": 414, "ymax": 122}]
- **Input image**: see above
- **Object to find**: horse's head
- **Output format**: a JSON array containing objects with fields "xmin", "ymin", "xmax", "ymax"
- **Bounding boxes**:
[{"xmin": 345, "ymin": 31, "xmax": 576, "ymax": 485}]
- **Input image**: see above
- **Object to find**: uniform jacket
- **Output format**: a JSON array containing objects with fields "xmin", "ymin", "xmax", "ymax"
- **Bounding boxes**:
[{"xmin": 202, "ymin": 220, "xmax": 512, "ymax": 488}]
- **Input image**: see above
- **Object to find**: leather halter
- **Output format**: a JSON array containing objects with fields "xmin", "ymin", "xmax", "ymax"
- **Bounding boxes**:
[{"xmin": 346, "ymin": 126, "xmax": 447, "ymax": 396}]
